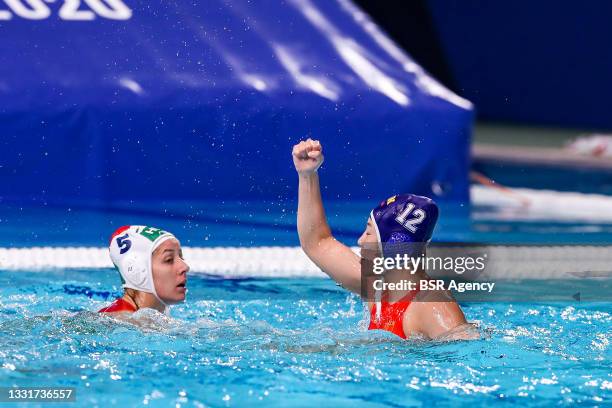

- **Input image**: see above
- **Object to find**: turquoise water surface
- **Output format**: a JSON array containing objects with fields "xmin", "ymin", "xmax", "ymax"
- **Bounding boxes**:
[{"xmin": 0, "ymin": 269, "xmax": 610, "ymax": 407}]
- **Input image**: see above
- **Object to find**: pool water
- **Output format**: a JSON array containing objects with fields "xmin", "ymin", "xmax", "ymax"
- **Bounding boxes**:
[
  {"xmin": 2, "ymin": 197, "xmax": 612, "ymax": 247},
  {"xmin": 0, "ymin": 269, "xmax": 610, "ymax": 407}
]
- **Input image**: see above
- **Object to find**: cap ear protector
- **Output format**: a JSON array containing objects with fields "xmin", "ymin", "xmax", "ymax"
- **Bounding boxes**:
[
  {"xmin": 121, "ymin": 253, "xmax": 147, "ymax": 287},
  {"xmin": 109, "ymin": 225, "xmax": 178, "ymax": 310}
]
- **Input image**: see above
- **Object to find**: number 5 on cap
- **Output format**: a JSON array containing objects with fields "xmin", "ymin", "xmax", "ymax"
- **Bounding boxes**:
[{"xmin": 116, "ymin": 233, "xmax": 132, "ymax": 254}]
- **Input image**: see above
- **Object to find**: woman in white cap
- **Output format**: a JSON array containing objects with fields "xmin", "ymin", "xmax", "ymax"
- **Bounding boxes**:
[{"xmin": 98, "ymin": 225, "xmax": 190, "ymax": 314}]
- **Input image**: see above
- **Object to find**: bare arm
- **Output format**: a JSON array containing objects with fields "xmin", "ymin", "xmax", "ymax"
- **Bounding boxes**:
[{"xmin": 293, "ymin": 139, "xmax": 362, "ymax": 294}]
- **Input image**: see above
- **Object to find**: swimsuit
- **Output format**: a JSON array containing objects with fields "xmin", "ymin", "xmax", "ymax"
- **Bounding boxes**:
[
  {"xmin": 368, "ymin": 289, "xmax": 419, "ymax": 339},
  {"xmin": 98, "ymin": 298, "xmax": 137, "ymax": 313}
]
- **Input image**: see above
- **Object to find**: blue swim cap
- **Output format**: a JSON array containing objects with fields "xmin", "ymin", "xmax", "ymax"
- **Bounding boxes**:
[{"xmin": 370, "ymin": 194, "xmax": 439, "ymax": 257}]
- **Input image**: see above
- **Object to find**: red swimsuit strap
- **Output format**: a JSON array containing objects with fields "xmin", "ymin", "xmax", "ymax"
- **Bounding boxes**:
[
  {"xmin": 368, "ymin": 288, "xmax": 420, "ymax": 339},
  {"xmin": 98, "ymin": 297, "xmax": 137, "ymax": 313}
]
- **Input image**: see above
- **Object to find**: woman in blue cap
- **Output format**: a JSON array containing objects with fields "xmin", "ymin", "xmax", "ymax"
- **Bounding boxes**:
[{"xmin": 293, "ymin": 139, "xmax": 469, "ymax": 340}]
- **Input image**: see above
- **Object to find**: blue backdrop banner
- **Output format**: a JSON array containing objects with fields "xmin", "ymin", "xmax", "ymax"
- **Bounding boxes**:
[{"xmin": 0, "ymin": 0, "xmax": 473, "ymax": 206}]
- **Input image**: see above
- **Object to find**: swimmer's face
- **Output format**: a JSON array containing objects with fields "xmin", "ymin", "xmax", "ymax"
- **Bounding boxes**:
[
  {"xmin": 151, "ymin": 238, "xmax": 190, "ymax": 304},
  {"xmin": 358, "ymin": 217, "xmax": 379, "ymax": 253}
]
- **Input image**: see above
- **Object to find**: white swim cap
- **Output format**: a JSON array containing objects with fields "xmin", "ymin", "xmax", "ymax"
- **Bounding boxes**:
[{"xmin": 108, "ymin": 225, "xmax": 178, "ymax": 305}]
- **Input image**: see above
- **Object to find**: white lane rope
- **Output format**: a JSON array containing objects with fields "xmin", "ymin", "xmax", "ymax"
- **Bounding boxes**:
[{"xmin": 0, "ymin": 245, "xmax": 610, "ymax": 280}]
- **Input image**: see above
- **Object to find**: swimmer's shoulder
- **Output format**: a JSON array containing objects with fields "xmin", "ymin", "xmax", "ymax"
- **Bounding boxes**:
[{"xmin": 403, "ymin": 291, "xmax": 468, "ymax": 339}]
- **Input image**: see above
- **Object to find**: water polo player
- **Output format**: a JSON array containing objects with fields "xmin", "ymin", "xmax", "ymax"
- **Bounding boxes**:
[
  {"xmin": 293, "ymin": 139, "xmax": 468, "ymax": 340},
  {"xmin": 98, "ymin": 225, "xmax": 190, "ymax": 314}
]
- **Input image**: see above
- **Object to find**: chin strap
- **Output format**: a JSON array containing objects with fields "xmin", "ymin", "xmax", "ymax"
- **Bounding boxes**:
[
  {"xmin": 149, "ymin": 278, "xmax": 170, "ymax": 315},
  {"xmin": 149, "ymin": 295, "xmax": 170, "ymax": 315},
  {"xmin": 156, "ymin": 295, "xmax": 170, "ymax": 315}
]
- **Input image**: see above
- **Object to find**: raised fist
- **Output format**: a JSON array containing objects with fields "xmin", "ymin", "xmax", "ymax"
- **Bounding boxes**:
[{"xmin": 292, "ymin": 138, "xmax": 324, "ymax": 175}]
